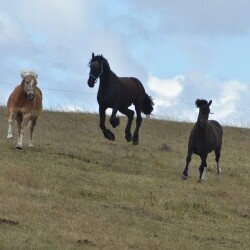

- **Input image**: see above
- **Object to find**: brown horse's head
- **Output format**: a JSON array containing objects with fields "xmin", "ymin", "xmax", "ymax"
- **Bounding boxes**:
[
  {"xmin": 196, "ymin": 99, "xmax": 212, "ymax": 127},
  {"xmin": 21, "ymin": 71, "xmax": 38, "ymax": 101},
  {"xmin": 87, "ymin": 53, "xmax": 104, "ymax": 88}
]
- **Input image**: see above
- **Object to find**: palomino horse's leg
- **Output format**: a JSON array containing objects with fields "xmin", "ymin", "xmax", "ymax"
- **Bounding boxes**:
[
  {"xmin": 28, "ymin": 118, "xmax": 37, "ymax": 147},
  {"xmin": 132, "ymin": 104, "xmax": 142, "ymax": 145},
  {"xmin": 99, "ymin": 105, "xmax": 115, "ymax": 141},
  {"xmin": 16, "ymin": 114, "xmax": 29, "ymax": 149},
  {"xmin": 198, "ymin": 155, "xmax": 208, "ymax": 183},
  {"xmin": 215, "ymin": 149, "xmax": 221, "ymax": 174},
  {"xmin": 7, "ymin": 112, "xmax": 15, "ymax": 139},
  {"xmin": 119, "ymin": 108, "xmax": 134, "ymax": 142},
  {"xmin": 182, "ymin": 151, "xmax": 192, "ymax": 180},
  {"xmin": 110, "ymin": 106, "xmax": 120, "ymax": 128}
]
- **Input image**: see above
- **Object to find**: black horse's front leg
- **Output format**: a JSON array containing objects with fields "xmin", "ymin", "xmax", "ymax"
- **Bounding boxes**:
[
  {"xmin": 110, "ymin": 106, "xmax": 120, "ymax": 128},
  {"xmin": 198, "ymin": 155, "xmax": 208, "ymax": 183},
  {"xmin": 99, "ymin": 105, "xmax": 115, "ymax": 141},
  {"xmin": 182, "ymin": 152, "xmax": 192, "ymax": 180}
]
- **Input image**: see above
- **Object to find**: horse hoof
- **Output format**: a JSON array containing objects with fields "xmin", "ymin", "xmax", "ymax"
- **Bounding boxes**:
[
  {"xmin": 217, "ymin": 168, "xmax": 221, "ymax": 174},
  {"xmin": 125, "ymin": 134, "xmax": 132, "ymax": 142},
  {"xmin": 107, "ymin": 133, "xmax": 115, "ymax": 141},
  {"xmin": 28, "ymin": 143, "xmax": 34, "ymax": 147},
  {"xmin": 103, "ymin": 130, "xmax": 115, "ymax": 141},
  {"xmin": 7, "ymin": 135, "xmax": 13, "ymax": 139},
  {"xmin": 16, "ymin": 144, "xmax": 23, "ymax": 150},
  {"xmin": 198, "ymin": 179, "xmax": 205, "ymax": 183},
  {"xmin": 182, "ymin": 175, "xmax": 188, "ymax": 180},
  {"xmin": 132, "ymin": 140, "xmax": 139, "ymax": 145},
  {"xmin": 111, "ymin": 118, "xmax": 120, "ymax": 128}
]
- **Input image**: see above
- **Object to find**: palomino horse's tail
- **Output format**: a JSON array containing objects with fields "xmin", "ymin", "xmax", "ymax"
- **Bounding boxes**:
[{"xmin": 142, "ymin": 94, "xmax": 154, "ymax": 115}]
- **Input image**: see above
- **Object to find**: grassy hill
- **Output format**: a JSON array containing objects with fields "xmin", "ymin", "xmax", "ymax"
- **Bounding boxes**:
[{"xmin": 0, "ymin": 106, "xmax": 249, "ymax": 249}]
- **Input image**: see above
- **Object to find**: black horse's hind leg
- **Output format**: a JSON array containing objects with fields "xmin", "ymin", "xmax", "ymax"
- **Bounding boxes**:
[
  {"xmin": 132, "ymin": 105, "xmax": 142, "ymax": 145},
  {"xmin": 99, "ymin": 105, "xmax": 115, "ymax": 141},
  {"xmin": 110, "ymin": 107, "xmax": 120, "ymax": 128},
  {"xmin": 120, "ymin": 108, "xmax": 134, "ymax": 142},
  {"xmin": 182, "ymin": 152, "xmax": 192, "ymax": 180},
  {"xmin": 215, "ymin": 148, "xmax": 221, "ymax": 174},
  {"xmin": 198, "ymin": 155, "xmax": 207, "ymax": 183}
]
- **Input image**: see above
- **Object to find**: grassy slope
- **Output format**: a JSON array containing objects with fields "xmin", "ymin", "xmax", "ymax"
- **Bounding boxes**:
[{"xmin": 0, "ymin": 106, "xmax": 249, "ymax": 249}]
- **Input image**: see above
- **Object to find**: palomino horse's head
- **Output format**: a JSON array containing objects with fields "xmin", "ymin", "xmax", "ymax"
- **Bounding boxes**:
[
  {"xmin": 87, "ymin": 52, "xmax": 104, "ymax": 88},
  {"xmin": 21, "ymin": 71, "xmax": 38, "ymax": 101},
  {"xmin": 196, "ymin": 99, "xmax": 212, "ymax": 127}
]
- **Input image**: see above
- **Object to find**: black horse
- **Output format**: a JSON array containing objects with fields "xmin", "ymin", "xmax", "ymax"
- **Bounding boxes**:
[
  {"xmin": 87, "ymin": 53, "xmax": 154, "ymax": 145},
  {"xmin": 182, "ymin": 99, "xmax": 223, "ymax": 183}
]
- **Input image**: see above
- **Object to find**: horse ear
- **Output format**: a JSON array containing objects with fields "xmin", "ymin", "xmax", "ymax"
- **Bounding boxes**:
[
  {"xmin": 21, "ymin": 71, "xmax": 25, "ymax": 79},
  {"xmin": 92, "ymin": 52, "xmax": 94, "ymax": 59},
  {"xmin": 208, "ymin": 100, "xmax": 212, "ymax": 106}
]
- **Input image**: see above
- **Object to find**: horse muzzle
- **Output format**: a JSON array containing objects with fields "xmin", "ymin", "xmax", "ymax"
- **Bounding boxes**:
[
  {"xmin": 27, "ymin": 91, "xmax": 35, "ymax": 101},
  {"xmin": 88, "ymin": 79, "xmax": 95, "ymax": 88}
]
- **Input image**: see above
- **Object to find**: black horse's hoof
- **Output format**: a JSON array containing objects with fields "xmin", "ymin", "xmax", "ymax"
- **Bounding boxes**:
[
  {"xmin": 111, "ymin": 117, "xmax": 120, "ymax": 128},
  {"xmin": 103, "ymin": 129, "xmax": 115, "ymax": 141},
  {"xmin": 132, "ymin": 134, "xmax": 139, "ymax": 145},
  {"xmin": 132, "ymin": 139, "xmax": 139, "ymax": 145},
  {"xmin": 125, "ymin": 133, "xmax": 132, "ymax": 142},
  {"xmin": 198, "ymin": 178, "xmax": 205, "ymax": 183},
  {"xmin": 182, "ymin": 175, "xmax": 188, "ymax": 180}
]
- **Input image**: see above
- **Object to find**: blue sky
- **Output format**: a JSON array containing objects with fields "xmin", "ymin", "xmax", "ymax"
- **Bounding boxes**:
[{"xmin": 0, "ymin": 0, "xmax": 250, "ymax": 126}]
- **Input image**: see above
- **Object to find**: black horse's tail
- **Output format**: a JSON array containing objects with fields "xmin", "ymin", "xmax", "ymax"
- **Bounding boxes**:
[{"xmin": 142, "ymin": 93, "xmax": 154, "ymax": 115}]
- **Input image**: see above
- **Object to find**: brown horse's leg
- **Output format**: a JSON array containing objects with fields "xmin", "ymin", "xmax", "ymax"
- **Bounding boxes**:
[
  {"xmin": 119, "ymin": 108, "xmax": 134, "ymax": 142},
  {"xmin": 198, "ymin": 154, "xmax": 208, "ymax": 183},
  {"xmin": 99, "ymin": 105, "xmax": 115, "ymax": 141},
  {"xmin": 132, "ymin": 104, "xmax": 142, "ymax": 145},
  {"xmin": 16, "ymin": 114, "xmax": 29, "ymax": 149},
  {"xmin": 7, "ymin": 112, "xmax": 15, "ymax": 139},
  {"xmin": 28, "ymin": 118, "xmax": 37, "ymax": 147}
]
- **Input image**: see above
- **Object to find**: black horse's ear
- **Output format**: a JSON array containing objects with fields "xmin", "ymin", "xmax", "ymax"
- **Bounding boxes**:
[
  {"xmin": 101, "ymin": 54, "xmax": 103, "ymax": 58},
  {"xmin": 92, "ymin": 52, "xmax": 94, "ymax": 59},
  {"xmin": 208, "ymin": 100, "xmax": 212, "ymax": 106}
]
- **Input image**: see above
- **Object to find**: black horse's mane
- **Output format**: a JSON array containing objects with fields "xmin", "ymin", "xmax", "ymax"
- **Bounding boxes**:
[
  {"xmin": 89, "ymin": 54, "xmax": 111, "ymax": 71},
  {"xmin": 195, "ymin": 99, "xmax": 208, "ymax": 108}
]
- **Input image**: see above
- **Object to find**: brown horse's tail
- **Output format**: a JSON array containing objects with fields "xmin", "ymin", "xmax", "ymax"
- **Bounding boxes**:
[{"xmin": 142, "ymin": 94, "xmax": 154, "ymax": 115}]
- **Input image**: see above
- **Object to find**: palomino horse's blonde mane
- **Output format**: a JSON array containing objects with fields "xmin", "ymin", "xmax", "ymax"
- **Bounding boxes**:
[{"xmin": 21, "ymin": 70, "xmax": 38, "ymax": 79}]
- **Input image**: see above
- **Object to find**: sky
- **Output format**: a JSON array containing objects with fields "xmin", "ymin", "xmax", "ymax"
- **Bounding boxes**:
[{"xmin": 0, "ymin": 0, "xmax": 250, "ymax": 126}]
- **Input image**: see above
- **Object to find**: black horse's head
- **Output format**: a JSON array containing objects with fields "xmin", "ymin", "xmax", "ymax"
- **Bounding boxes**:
[
  {"xmin": 87, "ymin": 53, "xmax": 105, "ymax": 88},
  {"xmin": 196, "ymin": 99, "xmax": 212, "ymax": 127}
]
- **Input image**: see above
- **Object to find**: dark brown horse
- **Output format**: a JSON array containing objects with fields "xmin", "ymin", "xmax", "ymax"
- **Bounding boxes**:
[
  {"xmin": 87, "ymin": 53, "xmax": 154, "ymax": 145},
  {"xmin": 182, "ymin": 99, "xmax": 223, "ymax": 183},
  {"xmin": 7, "ymin": 71, "xmax": 42, "ymax": 149}
]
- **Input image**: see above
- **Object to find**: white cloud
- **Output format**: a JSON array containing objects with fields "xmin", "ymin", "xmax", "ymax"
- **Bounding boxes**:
[
  {"xmin": 148, "ymin": 74, "xmax": 184, "ymax": 100},
  {"xmin": 147, "ymin": 73, "xmax": 249, "ymax": 126},
  {"xmin": 0, "ymin": 11, "xmax": 20, "ymax": 45},
  {"xmin": 132, "ymin": 0, "xmax": 250, "ymax": 36},
  {"xmin": 212, "ymin": 80, "xmax": 248, "ymax": 120}
]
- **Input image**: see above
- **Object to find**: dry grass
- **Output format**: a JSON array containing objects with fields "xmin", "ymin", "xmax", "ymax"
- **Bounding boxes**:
[{"xmin": 0, "ymin": 106, "xmax": 249, "ymax": 249}]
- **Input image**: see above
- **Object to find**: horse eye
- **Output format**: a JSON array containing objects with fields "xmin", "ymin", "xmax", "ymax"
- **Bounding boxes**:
[{"xmin": 26, "ymin": 81, "xmax": 29, "ymax": 84}]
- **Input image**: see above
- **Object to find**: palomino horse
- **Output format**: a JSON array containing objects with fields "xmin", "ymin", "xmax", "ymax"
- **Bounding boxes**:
[
  {"xmin": 87, "ymin": 53, "xmax": 154, "ymax": 145},
  {"xmin": 182, "ymin": 99, "xmax": 223, "ymax": 183},
  {"xmin": 7, "ymin": 71, "xmax": 42, "ymax": 149}
]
